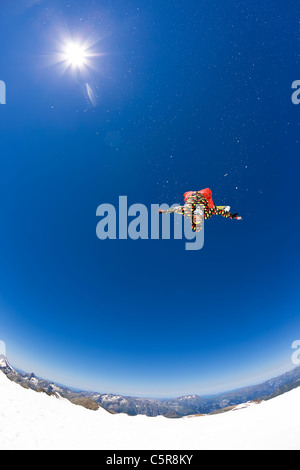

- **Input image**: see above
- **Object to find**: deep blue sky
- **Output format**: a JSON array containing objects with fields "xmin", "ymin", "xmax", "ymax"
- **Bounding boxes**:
[{"xmin": 0, "ymin": 0, "xmax": 299, "ymax": 397}]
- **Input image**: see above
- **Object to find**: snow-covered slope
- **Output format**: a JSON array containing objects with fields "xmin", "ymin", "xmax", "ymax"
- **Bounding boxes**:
[{"xmin": 0, "ymin": 370, "xmax": 300, "ymax": 450}]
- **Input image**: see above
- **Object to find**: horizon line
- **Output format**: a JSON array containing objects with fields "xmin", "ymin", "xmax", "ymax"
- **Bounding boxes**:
[{"xmin": 1, "ymin": 353, "xmax": 297, "ymax": 401}]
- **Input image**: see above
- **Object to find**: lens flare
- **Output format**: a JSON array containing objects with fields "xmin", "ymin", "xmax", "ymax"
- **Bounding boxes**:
[
  {"xmin": 63, "ymin": 42, "xmax": 88, "ymax": 68},
  {"xmin": 52, "ymin": 36, "xmax": 102, "ymax": 75}
]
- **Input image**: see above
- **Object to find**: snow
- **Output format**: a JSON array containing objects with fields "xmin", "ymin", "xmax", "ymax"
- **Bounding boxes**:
[
  {"xmin": 50, "ymin": 384, "xmax": 63, "ymax": 392},
  {"xmin": 0, "ymin": 355, "xmax": 9, "ymax": 368},
  {"xmin": 0, "ymin": 370, "xmax": 300, "ymax": 450},
  {"xmin": 101, "ymin": 394, "xmax": 123, "ymax": 401}
]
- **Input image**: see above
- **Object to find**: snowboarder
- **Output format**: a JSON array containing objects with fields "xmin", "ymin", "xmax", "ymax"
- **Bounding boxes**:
[{"xmin": 158, "ymin": 188, "xmax": 242, "ymax": 232}]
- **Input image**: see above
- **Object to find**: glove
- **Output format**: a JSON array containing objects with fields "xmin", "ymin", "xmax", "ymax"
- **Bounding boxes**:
[{"xmin": 232, "ymin": 213, "xmax": 243, "ymax": 220}]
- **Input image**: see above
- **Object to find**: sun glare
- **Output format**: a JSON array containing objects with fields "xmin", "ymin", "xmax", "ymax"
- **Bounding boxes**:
[
  {"xmin": 53, "ymin": 35, "xmax": 102, "ymax": 75},
  {"xmin": 62, "ymin": 42, "xmax": 88, "ymax": 69},
  {"xmin": 62, "ymin": 42, "xmax": 89, "ymax": 69}
]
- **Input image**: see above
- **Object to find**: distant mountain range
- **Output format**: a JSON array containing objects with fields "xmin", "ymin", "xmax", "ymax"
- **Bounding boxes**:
[{"xmin": 1, "ymin": 354, "xmax": 300, "ymax": 417}]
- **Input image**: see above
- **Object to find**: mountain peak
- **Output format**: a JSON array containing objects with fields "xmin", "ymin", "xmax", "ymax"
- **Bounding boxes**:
[{"xmin": 0, "ymin": 355, "xmax": 17, "ymax": 375}]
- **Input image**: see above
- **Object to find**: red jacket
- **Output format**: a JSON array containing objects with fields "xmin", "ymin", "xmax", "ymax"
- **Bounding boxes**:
[{"xmin": 183, "ymin": 188, "xmax": 215, "ymax": 209}]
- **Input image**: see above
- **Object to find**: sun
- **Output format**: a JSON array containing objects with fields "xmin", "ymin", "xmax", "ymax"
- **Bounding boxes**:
[
  {"xmin": 62, "ymin": 42, "xmax": 89, "ymax": 69},
  {"xmin": 52, "ymin": 35, "xmax": 102, "ymax": 75},
  {"xmin": 61, "ymin": 41, "xmax": 90, "ymax": 70}
]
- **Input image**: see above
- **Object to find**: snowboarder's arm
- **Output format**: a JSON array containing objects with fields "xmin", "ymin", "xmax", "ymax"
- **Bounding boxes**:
[
  {"xmin": 212, "ymin": 207, "xmax": 241, "ymax": 219},
  {"xmin": 158, "ymin": 206, "xmax": 185, "ymax": 215}
]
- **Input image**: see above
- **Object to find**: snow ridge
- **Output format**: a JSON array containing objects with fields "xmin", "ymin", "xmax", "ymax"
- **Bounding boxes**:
[{"xmin": 0, "ymin": 370, "xmax": 300, "ymax": 450}]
